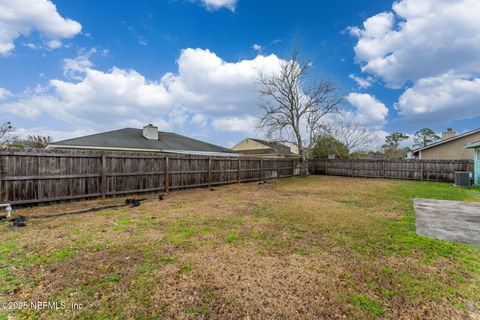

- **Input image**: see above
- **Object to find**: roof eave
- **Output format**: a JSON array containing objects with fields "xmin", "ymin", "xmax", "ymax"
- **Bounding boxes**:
[
  {"xmin": 412, "ymin": 128, "xmax": 480, "ymax": 152},
  {"xmin": 47, "ymin": 144, "xmax": 161, "ymax": 153},
  {"xmin": 47, "ymin": 144, "xmax": 238, "ymax": 156},
  {"xmin": 162, "ymin": 149, "xmax": 239, "ymax": 157},
  {"xmin": 464, "ymin": 141, "xmax": 480, "ymax": 149}
]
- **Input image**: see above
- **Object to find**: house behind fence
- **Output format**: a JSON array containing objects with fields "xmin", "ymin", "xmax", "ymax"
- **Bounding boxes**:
[{"xmin": 412, "ymin": 127, "xmax": 480, "ymax": 160}]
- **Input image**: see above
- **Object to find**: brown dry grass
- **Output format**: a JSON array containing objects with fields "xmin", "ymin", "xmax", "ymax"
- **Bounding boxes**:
[{"xmin": 1, "ymin": 176, "xmax": 479, "ymax": 319}]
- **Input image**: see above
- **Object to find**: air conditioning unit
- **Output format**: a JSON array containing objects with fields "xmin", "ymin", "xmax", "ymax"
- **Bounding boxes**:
[{"xmin": 454, "ymin": 171, "xmax": 472, "ymax": 187}]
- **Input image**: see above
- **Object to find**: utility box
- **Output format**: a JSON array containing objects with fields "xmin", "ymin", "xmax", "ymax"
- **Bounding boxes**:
[{"xmin": 454, "ymin": 172, "xmax": 472, "ymax": 187}]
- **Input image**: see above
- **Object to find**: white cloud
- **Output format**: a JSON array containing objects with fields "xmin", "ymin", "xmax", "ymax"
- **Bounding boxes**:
[
  {"xmin": 197, "ymin": 0, "xmax": 237, "ymax": 11},
  {"xmin": 23, "ymin": 42, "xmax": 38, "ymax": 49},
  {"xmin": 2, "ymin": 48, "xmax": 284, "ymax": 136},
  {"xmin": 191, "ymin": 113, "xmax": 207, "ymax": 127},
  {"xmin": 212, "ymin": 116, "xmax": 258, "ymax": 133},
  {"xmin": 348, "ymin": 74, "xmax": 373, "ymax": 89},
  {"xmin": 252, "ymin": 43, "xmax": 262, "ymax": 52},
  {"xmin": 0, "ymin": 0, "xmax": 82, "ymax": 55},
  {"xmin": 350, "ymin": 0, "xmax": 480, "ymax": 88},
  {"xmin": 137, "ymin": 36, "xmax": 148, "ymax": 46},
  {"xmin": 164, "ymin": 48, "xmax": 282, "ymax": 114},
  {"xmin": 350, "ymin": 0, "xmax": 480, "ymax": 124},
  {"xmin": 396, "ymin": 73, "xmax": 480, "ymax": 123},
  {"xmin": 2, "ymin": 67, "xmax": 174, "ymax": 126},
  {"xmin": 346, "ymin": 93, "xmax": 388, "ymax": 128},
  {"xmin": 62, "ymin": 48, "xmax": 108, "ymax": 80},
  {"xmin": 62, "ymin": 49, "xmax": 96, "ymax": 80},
  {"xmin": 2, "ymin": 93, "xmax": 58, "ymax": 119},
  {"xmin": 346, "ymin": 26, "xmax": 361, "ymax": 38},
  {"xmin": 14, "ymin": 127, "xmax": 95, "ymax": 141},
  {"xmin": 45, "ymin": 39, "xmax": 62, "ymax": 49},
  {"xmin": 0, "ymin": 88, "xmax": 12, "ymax": 101},
  {"xmin": 48, "ymin": 67, "xmax": 173, "ymax": 125}
]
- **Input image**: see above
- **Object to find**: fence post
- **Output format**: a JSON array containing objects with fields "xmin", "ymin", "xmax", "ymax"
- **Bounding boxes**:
[
  {"xmin": 101, "ymin": 153, "xmax": 107, "ymax": 199},
  {"xmin": 260, "ymin": 158, "xmax": 263, "ymax": 180},
  {"xmin": 292, "ymin": 159, "xmax": 295, "ymax": 176},
  {"xmin": 351, "ymin": 160, "xmax": 354, "ymax": 177},
  {"xmin": 0, "ymin": 152, "xmax": 4, "ymax": 202},
  {"xmin": 238, "ymin": 158, "xmax": 241, "ymax": 183},
  {"xmin": 325, "ymin": 160, "xmax": 328, "ymax": 175},
  {"xmin": 208, "ymin": 157, "xmax": 212, "ymax": 188},
  {"xmin": 420, "ymin": 161, "xmax": 424, "ymax": 181},
  {"xmin": 165, "ymin": 156, "xmax": 170, "ymax": 192},
  {"xmin": 382, "ymin": 160, "xmax": 385, "ymax": 178},
  {"xmin": 277, "ymin": 159, "xmax": 280, "ymax": 178}
]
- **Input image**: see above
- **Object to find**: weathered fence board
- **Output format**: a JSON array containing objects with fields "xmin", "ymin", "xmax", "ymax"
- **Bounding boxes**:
[
  {"xmin": 414, "ymin": 198, "xmax": 480, "ymax": 246},
  {"xmin": 0, "ymin": 149, "xmax": 300, "ymax": 205},
  {"xmin": 310, "ymin": 159, "xmax": 473, "ymax": 182}
]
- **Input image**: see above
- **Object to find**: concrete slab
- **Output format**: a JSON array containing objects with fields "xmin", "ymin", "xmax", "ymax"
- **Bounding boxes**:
[{"xmin": 414, "ymin": 198, "xmax": 480, "ymax": 246}]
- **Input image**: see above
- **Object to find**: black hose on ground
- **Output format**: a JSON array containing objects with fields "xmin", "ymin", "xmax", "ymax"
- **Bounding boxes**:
[{"xmin": 24, "ymin": 198, "xmax": 147, "ymax": 221}]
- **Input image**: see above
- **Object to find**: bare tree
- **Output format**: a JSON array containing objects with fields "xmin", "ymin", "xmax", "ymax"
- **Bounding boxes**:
[
  {"xmin": 0, "ymin": 121, "xmax": 15, "ymax": 143},
  {"xmin": 323, "ymin": 121, "xmax": 376, "ymax": 154},
  {"xmin": 257, "ymin": 49, "xmax": 344, "ymax": 175},
  {"xmin": 23, "ymin": 135, "xmax": 53, "ymax": 148},
  {"xmin": 0, "ymin": 122, "xmax": 52, "ymax": 149}
]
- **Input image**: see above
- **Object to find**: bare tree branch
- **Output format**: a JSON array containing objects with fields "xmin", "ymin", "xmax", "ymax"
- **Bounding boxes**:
[{"xmin": 323, "ymin": 121, "xmax": 377, "ymax": 153}]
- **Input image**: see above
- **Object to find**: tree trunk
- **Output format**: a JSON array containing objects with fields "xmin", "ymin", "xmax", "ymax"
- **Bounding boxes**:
[
  {"xmin": 296, "ymin": 133, "xmax": 309, "ymax": 177},
  {"xmin": 299, "ymin": 149, "xmax": 309, "ymax": 177}
]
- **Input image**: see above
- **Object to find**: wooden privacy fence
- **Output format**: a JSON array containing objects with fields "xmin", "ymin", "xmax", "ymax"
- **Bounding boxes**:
[
  {"xmin": 310, "ymin": 158, "xmax": 474, "ymax": 182},
  {"xmin": 0, "ymin": 149, "xmax": 301, "ymax": 205},
  {"xmin": 1, "ymin": 149, "xmax": 474, "ymax": 205}
]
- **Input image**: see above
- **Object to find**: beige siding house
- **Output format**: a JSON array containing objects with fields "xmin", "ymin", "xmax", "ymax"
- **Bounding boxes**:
[
  {"xmin": 412, "ymin": 128, "xmax": 480, "ymax": 160},
  {"xmin": 232, "ymin": 138, "xmax": 299, "ymax": 158}
]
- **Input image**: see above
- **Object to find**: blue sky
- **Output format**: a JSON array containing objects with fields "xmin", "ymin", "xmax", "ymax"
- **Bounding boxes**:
[{"xmin": 1, "ymin": 0, "xmax": 479, "ymax": 148}]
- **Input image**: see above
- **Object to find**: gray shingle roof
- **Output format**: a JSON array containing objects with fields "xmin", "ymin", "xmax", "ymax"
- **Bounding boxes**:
[{"xmin": 49, "ymin": 128, "xmax": 235, "ymax": 154}]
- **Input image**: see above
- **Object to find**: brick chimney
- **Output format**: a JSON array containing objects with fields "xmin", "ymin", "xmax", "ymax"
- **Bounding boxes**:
[
  {"xmin": 142, "ymin": 124, "xmax": 158, "ymax": 140},
  {"xmin": 442, "ymin": 128, "xmax": 456, "ymax": 140}
]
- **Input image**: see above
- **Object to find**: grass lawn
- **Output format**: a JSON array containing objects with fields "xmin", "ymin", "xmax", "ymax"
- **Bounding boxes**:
[{"xmin": 1, "ymin": 176, "xmax": 479, "ymax": 319}]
